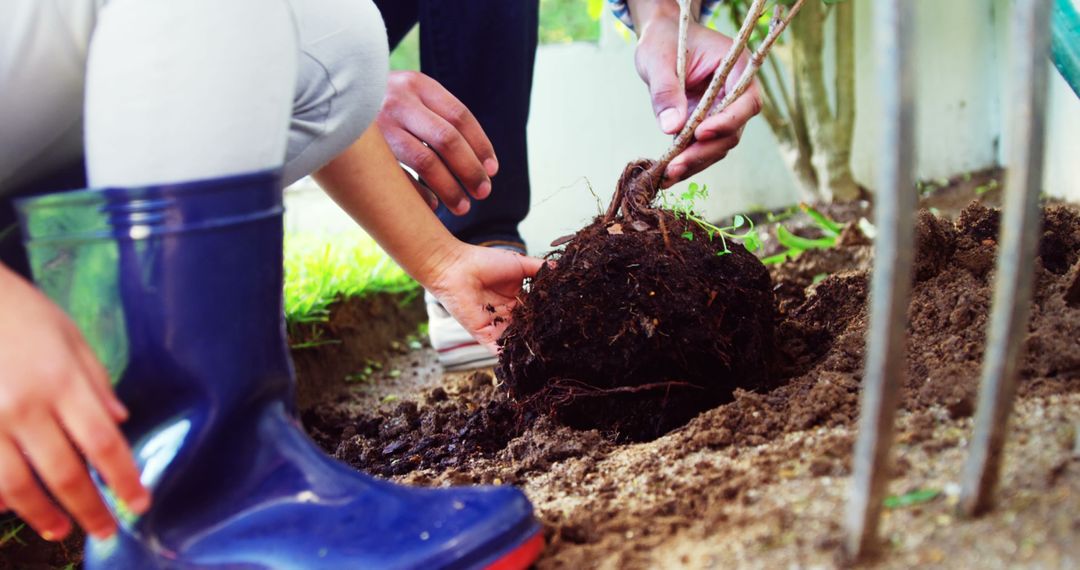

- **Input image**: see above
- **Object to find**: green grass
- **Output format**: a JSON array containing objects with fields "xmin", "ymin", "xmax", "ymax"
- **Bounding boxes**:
[{"xmin": 283, "ymin": 230, "xmax": 418, "ymax": 326}]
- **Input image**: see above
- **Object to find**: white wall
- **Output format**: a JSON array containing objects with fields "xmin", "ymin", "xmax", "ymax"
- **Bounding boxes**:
[
  {"xmin": 285, "ymin": 0, "xmax": 1080, "ymax": 250},
  {"xmin": 520, "ymin": 0, "xmax": 1080, "ymax": 253}
]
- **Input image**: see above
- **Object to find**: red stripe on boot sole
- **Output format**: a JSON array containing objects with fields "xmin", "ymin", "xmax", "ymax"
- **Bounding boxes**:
[{"xmin": 485, "ymin": 532, "xmax": 545, "ymax": 570}]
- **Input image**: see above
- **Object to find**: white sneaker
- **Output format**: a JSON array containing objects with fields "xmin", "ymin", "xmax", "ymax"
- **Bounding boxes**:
[
  {"xmin": 426, "ymin": 242, "xmax": 526, "ymax": 372},
  {"xmin": 425, "ymin": 291, "xmax": 499, "ymax": 371}
]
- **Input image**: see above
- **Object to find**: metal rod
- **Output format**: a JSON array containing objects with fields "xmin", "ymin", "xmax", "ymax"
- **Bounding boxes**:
[
  {"xmin": 959, "ymin": 0, "xmax": 1051, "ymax": 518},
  {"xmin": 844, "ymin": 0, "xmax": 915, "ymax": 560}
]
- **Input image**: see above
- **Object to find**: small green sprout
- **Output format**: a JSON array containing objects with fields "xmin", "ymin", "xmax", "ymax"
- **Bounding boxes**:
[
  {"xmin": 0, "ymin": 522, "xmax": 26, "ymax": 547},
  {"xmin": 884, "ymin": 488, "xmax": 941, "ymax": 509},
  {"xmin": 975, "ymin": 178, "xmax": 1000, "ymax": 196},
  {"xmin": 664, "ymin": 182, "xmax": 761, "ymax": 256},
  {"xmin": 762, "ymin": 204, "xmax": 843, "ymax": 265}
]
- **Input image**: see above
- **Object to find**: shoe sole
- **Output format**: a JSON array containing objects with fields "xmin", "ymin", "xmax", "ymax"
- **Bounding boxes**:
[
  {"xmin": 438, "ymin": 341, "xmax": 499, "ymax": 372},
  {"xmin": 484, "ymin": 530, "xmax": 545, "ymax": 570}
]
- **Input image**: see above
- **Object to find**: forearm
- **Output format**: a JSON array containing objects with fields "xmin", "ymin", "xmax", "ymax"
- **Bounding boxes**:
[{"xmin": 313, "ymin": 125, "xmax": 460, "ymax": 289}]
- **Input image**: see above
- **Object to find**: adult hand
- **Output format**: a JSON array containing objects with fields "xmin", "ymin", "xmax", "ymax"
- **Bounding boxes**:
[
  {"xmin": 377, "ymin": 71, "xmax": 498, "ymax": 215},
  {"xmin": 0, "ymin": 266, "xmax": 150, "ymax": 541},
  {"xmin": 633, "ymin": 9, "xmax": 762, "ymax": 187},
  {"xmin": 424, "ymin": 245, "xmax": 544, "ymax": 352}
]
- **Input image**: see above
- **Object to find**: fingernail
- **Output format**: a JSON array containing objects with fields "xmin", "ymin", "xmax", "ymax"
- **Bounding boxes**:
[
  {"xmin": 112, "ymin": 400, "xmax": 129, "ymax": 421},
  {"xmin": 697, "ymin": 129, "xmax": 716, "ymax": 141},
  {"xmin": 456, "ymin": 199, "xmax": 471, "ymax": 215},
  {"xmin": 90, "ymin": 524, "xmax": 117, "ymax": 541},
  {"xmin": 658, "ymin": 108, "xmax": 681, "ymax": 134},
  {"xmin": 476, "ymin": 181, "xmax": 492, "ymax": 199},
  {"xmin": 667, "ymin": 162, "xmax": 687, "ymax": 181},
  {"xmin": 483, "ymin": 158, "xmax": 499, "ymax": 177},
  {"xmin": 41, "ymin": 522, "xmax": 70, "ymax": 542},
  {"xmin": 128, "ymin": 492, "xmax": 152, "ymax": 514}
]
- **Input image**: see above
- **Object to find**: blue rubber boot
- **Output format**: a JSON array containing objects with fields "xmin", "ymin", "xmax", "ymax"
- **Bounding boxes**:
[{"xmin": 15, "ymin": 171, "xmax": 543, "ymax": 570}]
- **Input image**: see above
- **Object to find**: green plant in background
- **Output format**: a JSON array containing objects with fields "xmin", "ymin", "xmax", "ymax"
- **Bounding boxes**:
[
  {"xmin": 712, "ymin": 0, "xmax": 858, "ymax": 203},
  {"xmin": 761, "ymin": 202, "xmax": 843, "ymax": 264},
  {"xmin": 663, "ymin": 182, "xmax": 762, "ymax": 256},
  {"xmin": 539, "ymin": 0, "xmax": 603, "ymax": 44},
  {"xmin": 283, "ymin": 230, "xmax": 418, "ymax": 326}
]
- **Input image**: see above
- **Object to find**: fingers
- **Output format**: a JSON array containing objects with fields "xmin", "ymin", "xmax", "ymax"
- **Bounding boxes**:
[
  {"xmin": 383, "ymin": 127, "xmax": 470, "ymax": 215},
  {"xmin": 54, "ymin": 382, "xmax": 149, "ymax": 518},
  {"xmin": 402, "ymin": 171, "xmax": 439, "ymax": 211},
  {"xmin": 416, "ymin": 84, "xmax": 498, "ymax": 178},
  {"xmin": 13, "ymin": 413, "xmax": 116, "ymax": 539},
  {"xmin": 636, "ymin": 34, "xmax": 688, "ymax": 134},
  {"xmin": 380, "ymin": 71, "xmax": 496, "ymax": 214},
  {"xmin": 71, "ymin": 338, "xmax": 127, "ymax": 423},
  {"xmin": 0, "ymin": 436, "xmax": 71, "ymax": 541},
  {"xmin": 516, "ymin": 254, "xmax": 545, "ymax": 279},
  {"xmin": 695, "ymin": 81, "xmax": 762, "ymax": 141},
  {"xmin": 400, "ymin": 108, "xmax": 492, "ymax": 201},
  {"xmin": 663, "ymin": 134, "xmax": 741, "ymax": 186}
]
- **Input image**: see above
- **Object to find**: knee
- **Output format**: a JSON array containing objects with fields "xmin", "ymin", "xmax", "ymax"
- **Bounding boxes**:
[{"xmin": 292, "ymin": 0, "xmax": 390, "ymax": 142}]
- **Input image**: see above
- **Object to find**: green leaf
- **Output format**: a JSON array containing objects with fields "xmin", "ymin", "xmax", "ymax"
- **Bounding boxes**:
[
  {"xmin": 776, "ymin": 225, "xmax": 836, "ymax": 251},
  {"xmin": 811, "ymin": 272, "xmax": 829, "ymax": 285},
  {"xmin": 762, "ymin": 252, "xmax": 790, "ymax": 265},
  {"xmin": 884, "ymin": 489, "xmax": 940, "ymax": 509},
  {"xmin": 681, "ymin": 231, "xmax": 695, "ymax": 241},
  {"xmin": 799, "ymin": 204, "xmax": 844, "ymax": 237},
  {"xmin": 733, "ymin": 214, "xmax": 746, "ymax": 229},
  {"xmin": 741, "ymin": 232, "xmax": 762, "ymax": 252}
]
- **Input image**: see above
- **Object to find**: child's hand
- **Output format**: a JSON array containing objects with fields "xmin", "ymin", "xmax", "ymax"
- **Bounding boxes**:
[
  {"xmin": 426, "ymin": 245, "xmax": 544, "ymax": 352},
  {"xmin": 0, "ymin": 266, "xmax": 150, "ymax": 541}
]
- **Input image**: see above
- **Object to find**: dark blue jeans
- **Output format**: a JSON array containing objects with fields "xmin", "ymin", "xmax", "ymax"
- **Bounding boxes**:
[{"xmin": 375, "ymin": 0, "xmax": 538, "ymax": 250}]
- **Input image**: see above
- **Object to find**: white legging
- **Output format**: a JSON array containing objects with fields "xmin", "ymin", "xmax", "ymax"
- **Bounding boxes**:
[{"xmin": 0, "ymin": 0, "xmax": 388, "ymax": 193}]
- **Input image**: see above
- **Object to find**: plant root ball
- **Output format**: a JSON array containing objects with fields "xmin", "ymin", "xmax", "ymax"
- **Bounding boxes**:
[{"xmin": 497, "ymin": 211, "xmax": 776, "ymax": 442}]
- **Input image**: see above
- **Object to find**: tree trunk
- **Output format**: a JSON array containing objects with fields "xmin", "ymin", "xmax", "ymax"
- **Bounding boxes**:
[
  {"xmin": 823, "ymin": 0, "xmax": 860, "ymax": 201},
  {"xmin": 791, "ymin": 0, "xmax": 860, "ymax": 202}
]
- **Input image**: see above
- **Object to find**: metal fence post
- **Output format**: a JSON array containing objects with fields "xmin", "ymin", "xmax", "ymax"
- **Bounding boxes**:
[
  {"xmin": 838, "ymin": 0, "xmax": 915, "ymax": 561},
  {"xmin": 844, "ymin": 0, "xmax": 915, "ymax": 560},
  {"xmin": 959, "ymin": 0, "xmax": 1052, "ymax": 518}
]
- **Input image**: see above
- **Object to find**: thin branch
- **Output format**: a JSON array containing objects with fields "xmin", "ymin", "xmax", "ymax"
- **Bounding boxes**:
[
  {"xmin": 605, "ymin": 0, "xmax": 769, "ymax": 223},
  {"xmin": 677, "ymin": 0, "xmax": 693, "ymax": 92},
  {"xmin": 657, "ymin": 0, "xmax": 768, "ymax": 168},
  {"xmin": 707, "ymin": 1, "xmax": 806, "ymax": 121}
]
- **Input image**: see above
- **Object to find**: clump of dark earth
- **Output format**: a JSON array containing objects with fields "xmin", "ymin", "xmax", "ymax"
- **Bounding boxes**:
[
  {"xmin": 496, "ymin": 209, "xmax": 776, "ymax": 442},
  {"xmin": 303, "ymin": 371, "xmax": 528, "ymax": 478}
]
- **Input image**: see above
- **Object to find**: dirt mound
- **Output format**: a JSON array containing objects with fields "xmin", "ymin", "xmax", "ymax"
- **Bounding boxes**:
[
  {"xmin": 496, "ymin": 210, "xmax": 776, "ymax": 442},
  {"xmin": 310, "ymin": 202, "xmax": 1079, "ymax": 481},
  {"xmin": 683, "ymin": 202, "xmax": 1080, "ymax": 452},
  {"xmin": 304, "ymin": 371, "xmax": 527, "ymax": 478}
]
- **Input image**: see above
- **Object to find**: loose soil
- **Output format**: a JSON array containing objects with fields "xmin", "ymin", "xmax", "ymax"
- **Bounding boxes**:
[
  {"xmin": 5, "ymin": 190, "xmax": 1078, "ymax": 568},
  {"xmin": 308, "ymin": 199, "xmax": 1080, "ymax": 568}
]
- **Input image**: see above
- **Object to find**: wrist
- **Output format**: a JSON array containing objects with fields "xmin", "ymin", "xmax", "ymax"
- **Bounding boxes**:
[
  {"xmin": 411, "ymin": 235, "xmax": 466, "ymax": 292},
  {"xmin": 626, "ymin": 0, "xmax": 681, "ymax": 33}
]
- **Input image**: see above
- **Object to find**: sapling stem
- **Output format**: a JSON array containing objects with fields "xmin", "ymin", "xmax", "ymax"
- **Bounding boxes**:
[
  {"xmin": 677, "ymin": 0, "xmax": 693, "ymax": 92},
  {"xmin": 657, "ymin": 0, "xmax": 769, "ymax": 168},
  {"xmin": 707, "ymin": 2, "xmax": 804, "ymax": 121},
  {"xmin": 607, "ymin": 0, "xmax": 805, "ymax": 224}
]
